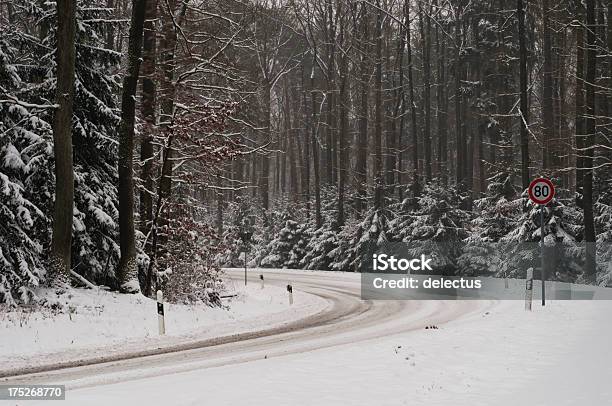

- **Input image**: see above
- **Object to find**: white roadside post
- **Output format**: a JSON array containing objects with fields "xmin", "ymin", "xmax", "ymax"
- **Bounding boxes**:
[
  {"xmin": 525, "ymin": 268, "xmax": 533, "ymax": 311},
  {"xmin": 260, "ymin": 274, "xmax": 264, "ymax": 289},
  {"xmin": 239, "ymin": 224, "xmax": 253, "ymax": 287},
  {"xmin": 527, "ymin": 177, "xmax": 555, "ymax": 307},
  {"xmin": 287, "ymin": 283, "xmax": 293, "ymax": 306},
  {"xmin": 157, "ymin": 290, "xmax": 165, "ymax": 335}
]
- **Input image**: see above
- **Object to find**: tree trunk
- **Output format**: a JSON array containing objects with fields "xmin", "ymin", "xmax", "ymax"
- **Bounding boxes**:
[
  {"xmin": 454, "ymin": 8, "xmax": 463, "ymax": 185},
  {"xmin": 542, "ymin": 0, "xmax": 554, "ymax": 172},
  {"xmin": 50, "ymin": 0, "xmax": 77, "ymax": 286},
  {"xmin": 301, "ymin": 65, "xmax": 311, "ymax": 218},
  {"xmin": 373, "ymin": 0, "xmax": 383, "ymax": 210},
  {"xmin": 575, "ymin": 10, "xmax": 586, "ymax": 193},
  {"xmin": 139, "ymin": 0, "xmax": 157, "ymax": 237},
  {"xmin": 259, "ymin": 79, "xmax": 271, "ymax": 214},
  {"xmin": 325, "ymin": 0, "xmax": 335, "ymax": 186},
  {"xmin": 419, "ymin": 3, "xmax": 432, "ymax": 182},
  {"xmin": 337, "ymin": 21, "xmax": 348, "ymax": 228},
  {"xmin": 583, "ymin": 0, "xmax": 597, "ymax": 280},
  {"xmin": 310, "ymin": 53, "xmax": 322, "ymax": 228},
  {"xmin": 518, "ymin": 0, "xmax": 530, "ymax": 190},
  {"xmin": 406, "ymin": 0, "xmax": 419, "ymax": 199},
  {"xmin": 436, "ymin": 19, "xmax": 447, "ymax": 185},
  {"xmin": 117, "ymin": 0, "xmax": 147, "ymax": 292},
  {"xmin": 355, "ymin": 3, "xmax": 369, "ymax": 212},
  {"xmin": 216, "ymin": 173, "xmax": 224, "ymax": 237},
  {"xmin": 144, "ymin": 0, "xmax": 186, "ymax": 295}
]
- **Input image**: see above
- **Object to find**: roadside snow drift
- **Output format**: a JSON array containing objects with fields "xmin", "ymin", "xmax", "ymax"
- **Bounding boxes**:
[{"xmin": 0, "ymin": 278, "xmax": 327, "ymax": 372}]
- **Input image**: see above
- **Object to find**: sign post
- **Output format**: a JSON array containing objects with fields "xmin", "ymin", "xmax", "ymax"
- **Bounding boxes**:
[
  {"xmin": 157, "ymin": 290, "xmax": 165, "ymax": 335},
  {"xmin": 287, "ymin": 284, "xmax": 293, "ymax": 306},
  {"xmin": 525, "ymin": 268, "xmax": 533, "ymax": 311},
  {"xmin": 239, "ymin": 229, "xmax": 253, "ymax": 286},
  {"xmin": 528, "ymin": 177, "xmax": 555, "ymax": 306}
]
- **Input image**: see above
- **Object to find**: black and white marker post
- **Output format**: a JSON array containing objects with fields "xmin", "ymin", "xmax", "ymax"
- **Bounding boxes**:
[
  {"xmin": 528, "ymin": 177, "xmax": 555, "ymax": 307},
  {"xmin": 157, "ymin": 290, "xmax": 165, "ymax": 335},
  {"xmin": 287, "ymin": 284, "xmax": 293, "ymax": 305},
  {"xmin": 525, "ymin": 268, "xmax": 534, "ymax": 311},
  {"xmin": 239, "ymin": 228, "xmax": 253, "ymax": 286}
]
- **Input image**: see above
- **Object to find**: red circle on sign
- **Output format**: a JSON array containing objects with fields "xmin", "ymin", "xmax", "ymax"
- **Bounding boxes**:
[{"xmin": 528, "ymin": 178, "xmax": 555, "ymax": 205}]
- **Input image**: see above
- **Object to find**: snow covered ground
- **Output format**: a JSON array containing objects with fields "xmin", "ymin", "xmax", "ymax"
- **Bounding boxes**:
[
  {"xmin": 3, "ymin": 269, "xmax": 612, "ymax": 406},
  {"xmin": 37, "ymin": 299, "xmax": 612, "ymax": 406},
  {"xmin": 0, "ymin": 277, "xmax": 328, "ymax": 373}
]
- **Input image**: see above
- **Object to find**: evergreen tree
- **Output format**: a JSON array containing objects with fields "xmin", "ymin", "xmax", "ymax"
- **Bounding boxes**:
[
  {"xmin": 330, "ymin": 209, "xmax": 391, "ymax": 272},
  {"xmin": 261, "ymin": 214, "xmax": 310, "ymax": 269},
  {"xmin": 595, "ymin": 174, "xmax": 612, "ymax": 286},
  {"xmin": 390, "ymin": 182, "xmax": 469, "ymax": 274},
  {"xmin": 500, "ymin": 190, "xmax": 583, "ymax": 281},
  {"xmin": 0, "ymin": 31, "xmax": 52, "ymax": 304},
  {"xmin": 458, "ymin": 173, "xmax": 520, "ymax": 276},
  {"xmin": 0, "ymin": 0, "xmax": 121, "ymax": 304},
  {"xmin": 300, "ymin": 222, "xmax": 339, "ymax": 271}
]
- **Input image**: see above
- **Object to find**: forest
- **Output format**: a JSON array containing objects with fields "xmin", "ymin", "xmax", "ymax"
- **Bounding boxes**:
[{"xmin": 1, "ymin": 0, "xmax": 612, "ymax": 306}]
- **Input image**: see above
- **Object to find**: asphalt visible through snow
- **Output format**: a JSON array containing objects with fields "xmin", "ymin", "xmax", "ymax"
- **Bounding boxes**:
[{"xmin": 1, "ymin": 269, "xmax": 490, "ymax": 391}]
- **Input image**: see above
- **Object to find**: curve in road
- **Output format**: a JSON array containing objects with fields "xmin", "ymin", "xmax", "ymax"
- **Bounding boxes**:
[{"xmin": 1, "ymin": 269, "xmax": 493, "ymax": 389}]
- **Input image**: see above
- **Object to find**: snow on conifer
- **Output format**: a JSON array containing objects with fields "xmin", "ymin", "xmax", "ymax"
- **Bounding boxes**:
[{"xmin": 0, "ymin": 1, "xmax": 122, "ymax": 304}]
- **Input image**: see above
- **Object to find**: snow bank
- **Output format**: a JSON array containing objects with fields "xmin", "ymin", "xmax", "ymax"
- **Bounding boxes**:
[{"xmin": 0, "ymin": 279, "xmax": 328, "ymax": 372}]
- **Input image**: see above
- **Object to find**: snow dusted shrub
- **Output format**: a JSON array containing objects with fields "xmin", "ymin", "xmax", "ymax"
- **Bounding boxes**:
[
  {"xmin": 390, "ymin": 182, "xmax": 469, "ymax": 274},
  {"xmin": 499, "ymin": 189, "xmax": 583, "ymax": 281},
  {"xmin": 593, "ymin": 175, "xmax": 612, "ymax": 286},
  {"xmin": 216, "ymin": 198, "xmax": 256, "ymax": 267},
  {"xmin": 300, "ymin": 222, "xmax": 339, "ymax": 271},
  {"xmin": 216, "ymin": 224, "xmax": 241, "ymax": 267},
  {"xmin": 261, "ymin": 215, "xmax": 311, "ymax": 269},
  {"xmin": 247, "ymin": 206, "xmax": 289, "ymax": 267},
  {"xmin": 330, "ymin": 209, "xmax": 392, "ymax": 272},
  {"xmin": 458, "ymin": 173, "xmax": 521, "ymax": 276},
  {"xmin": 157, "ymin": 220, "xmax": 225, "ymax": 306}
]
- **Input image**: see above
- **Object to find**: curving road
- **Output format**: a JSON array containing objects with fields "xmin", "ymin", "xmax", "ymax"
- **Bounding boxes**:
[{"xmin": 1, "ymin": 269, "xmax": 491, "ymax": 391}]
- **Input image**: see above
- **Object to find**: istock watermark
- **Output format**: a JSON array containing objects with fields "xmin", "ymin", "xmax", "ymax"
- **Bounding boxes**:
[
  {"xmin": 372, "ymin": 253, "xmax": 433, "ymax": 272},
  {"xmin": 359, "ymin": 242, "xmax": 612, "ymax": 300}
]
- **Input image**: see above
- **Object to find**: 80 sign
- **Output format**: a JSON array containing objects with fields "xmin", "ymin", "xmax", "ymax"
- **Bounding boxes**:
[{"xmin": 528, "ymin": 177, "xmax": 555, "ymax": 205}]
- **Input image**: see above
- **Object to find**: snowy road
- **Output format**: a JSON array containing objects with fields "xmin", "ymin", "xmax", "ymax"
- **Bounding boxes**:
[
  {"xmin": 1, "ymin": 270, "xmax": 486, "ymax": 390},
  {"xmin": 3, "ymin": 270, "xmax": 610, "ymax": 406}
]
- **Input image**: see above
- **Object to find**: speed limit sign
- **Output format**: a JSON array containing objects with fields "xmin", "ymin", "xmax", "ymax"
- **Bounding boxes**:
[
  {"xmin": 528, "ymin": 177, "xmax": 554, "ymax": 308},
  {"xmin": 528, "ymin": 177, "xmax": 555, "ymax": 205}
]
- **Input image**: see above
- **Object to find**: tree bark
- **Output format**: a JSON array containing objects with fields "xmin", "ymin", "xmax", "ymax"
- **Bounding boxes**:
[
  {"xmin": 301, "ymin": 65, "xmax": 311, "ymax": 218},
  {"xmin": 373, "ymin": 0, "xmax": 383, "ymax": 210},
  {"xmin": 144, "ymin": 0, "xmax": 187, "ymax": 295},
  {"xmin": 50, "ymin": 0, "xmax": 77, "ymax": 286},
  {"xmin": 117, "ymin": 0, "xmax": 147, "ymax": 292},
  {"xmin": 454, "ymin": 7, "xmax": 463, "ymax": 185},
  {"xmin": 337, "ymin": 20, "xmax": 348, "ymax": 228},
  {"xmin": 406, "ymin": 0, "xmax": 419, "ymax": 199},
  {"xmin": 575, "ymin": 13, "xmax": 586, "ymax": 192},
  {"xmin": 583, "ymin": 0, "xmax": 597, "ymax": 280},
  {"xmin": 139, "ymin": 0, "xmax": 157, "ymax": 237},
  {"xmin": 324, "ymin": 0, "xmax": 335, "ymax": 186},
  {"xmin": 542, "ymin": 0, "xmax": 554, "ymax": 172},
  {"xmin": 310, "ymin": 53, "xmax": 322, "ymax": 228},
  {"xmin": 259, "ymin": 79, "xmax": 271, "ymax": 214},
  {"xmin": 436, "ymin": 18, "xmax": 447, "ymax": 185},
  {"xmin": 419, "ymin": 3, "xmax": 432, "ymax": 182},
  {"xmin": 355, "ymin": 3, "xmax": 369, "ymax": 212},
  {"xmin": 518, "ymin": 0, "xmax": 530, "ymax": 190}
]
